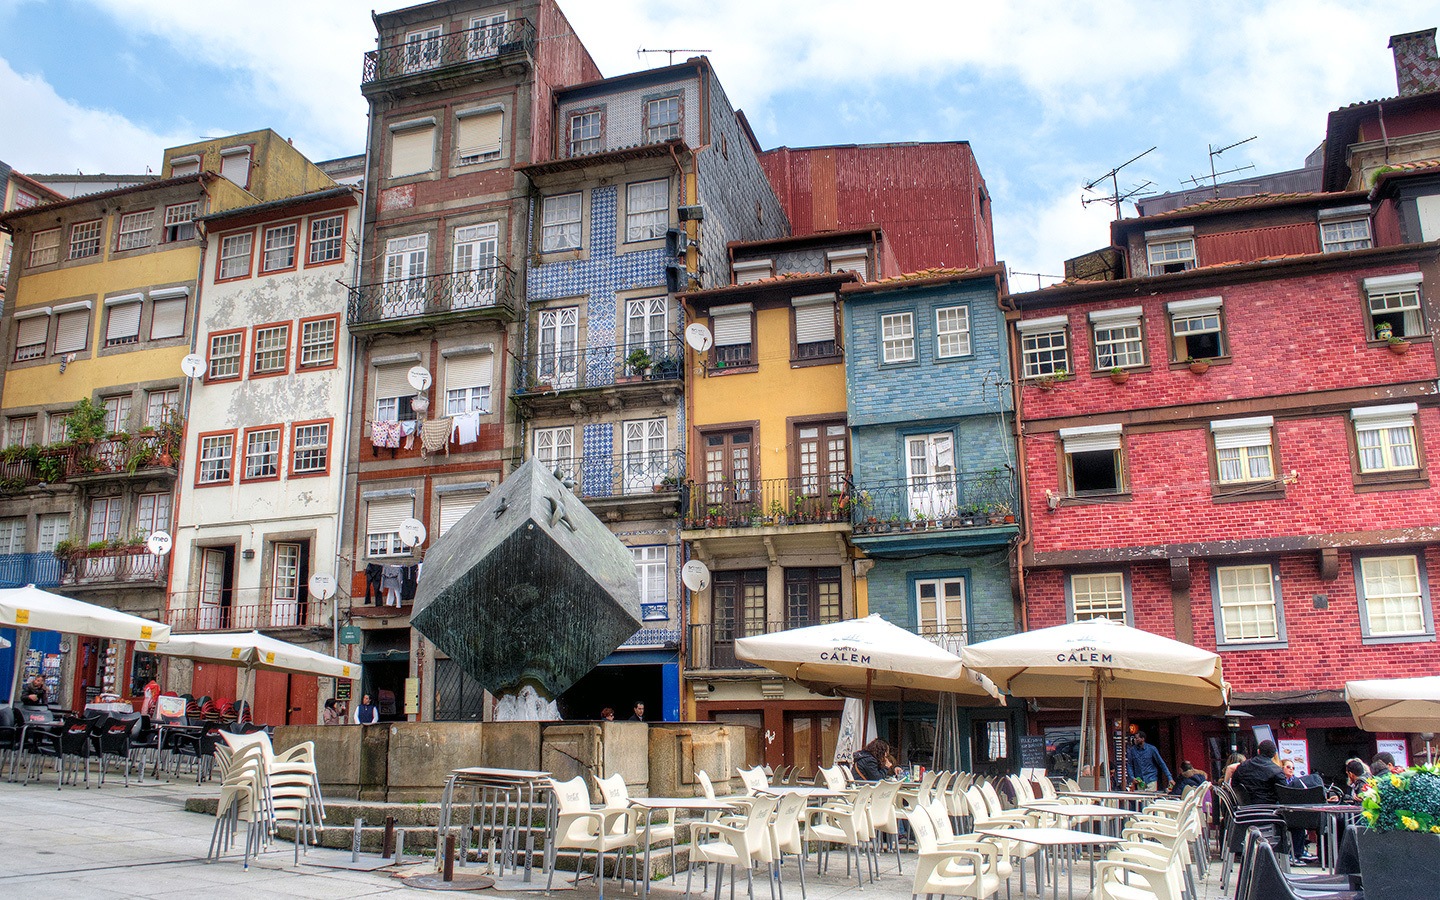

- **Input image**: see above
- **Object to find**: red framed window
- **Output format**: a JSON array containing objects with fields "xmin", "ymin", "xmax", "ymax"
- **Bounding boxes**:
[
  {"xmin": 289, "ymin": 420, "xmax": 332, "ymax": 477},
  {"xmin": 250, "ymin": 322, "xmax": 291, "ymax": 377},
  {"xmin": 241, "ymin": 425, "xmax": 283, "ymax": 482},
  {"xmin": 206, "ymin": 329, "xmax": 246, "ymax": 381},
  {"xmin": 196, "ymin": 431, "xmax": 236, "ymax": 485}
]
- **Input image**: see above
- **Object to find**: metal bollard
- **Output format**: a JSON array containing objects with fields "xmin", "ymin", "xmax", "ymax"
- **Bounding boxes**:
[
  {"xmin": 383, "ymin": 816, "xmax": 396, "ymax": 859},
  {"xmin": 394, "ymin": 829, "xmax": 406, "ymax": 864},
  {"xmin": 352, "ymin": 817, "xmax": 364, "ymax": 863},
  {"xmin": 444, "ymin": 834, "xmax": 457, "ymax": 882}
]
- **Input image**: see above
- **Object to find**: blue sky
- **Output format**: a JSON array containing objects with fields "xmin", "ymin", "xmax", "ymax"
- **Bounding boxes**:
[{"xmin": 1, "ymin": 0, "xmax": 1434, "ymax": 279}]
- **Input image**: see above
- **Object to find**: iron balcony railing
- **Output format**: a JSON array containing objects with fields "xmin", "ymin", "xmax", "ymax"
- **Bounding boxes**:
[
  {"xmin": 545, "ymin": 450, "xmax": 685, "ymax": 500},
  {"xmin": 688, "ymin": 621, "xmax": 793, "ymax": 670},
  {"xmin": 168, "ymin": 590, "xmax": 328, "ymax": 632},
  {"xmin": 348, "ymin": 265, "xmax": 517, "ymax": 326},
  {"xmin": 362, "ymin": 18, "xmax": 536, "ymax": 84},
  {"xmin": 849, "ymin": 471, "xmax": 1018, "ymax": 535},
  {"xmin": 66, "ymin": 435, "xmax": 175, "ymax": 479},
  {"xmin": 518, "ymin": 338, "xmax": 684, "ymax": 394},
  {"xmin": 0, "ymin": 552, "xmax": 63, "ymax": 588},
  {"xmin": 682, "ymin": 476, "xmax": 855, "ymax": 529},
  {"xmin": 0, "ymin": 446, "xmax": 70, "ymax": 491},
  {"xmin": 61, "ymin": 547, "xmax": 167, "ymax": 587},
  {"xmin": 915, "ymin": 622, "xmax": 1017, "ymax": 655}
]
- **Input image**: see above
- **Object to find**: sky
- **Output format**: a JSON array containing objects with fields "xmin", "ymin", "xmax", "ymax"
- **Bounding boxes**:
[{"xmin": 0, "ymin": 0, "xmax": 1434, "ymax": 282}]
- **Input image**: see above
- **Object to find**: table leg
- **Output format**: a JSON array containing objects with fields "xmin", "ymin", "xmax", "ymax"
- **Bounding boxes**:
[
  {"xmin": 437, "ymin": 775, "xmax": 457, "ymax": 873},
  {"xmin": 523, "ymin": 781, "xmax": 536, "ymax": 881},
  {"xmin": 642, "ymin": 809, "xmax": 654, "ymax": 900}
]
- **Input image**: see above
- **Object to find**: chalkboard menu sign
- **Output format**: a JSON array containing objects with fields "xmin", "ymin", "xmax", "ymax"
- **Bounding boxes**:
[{"xmin": 1019, "ymin": 735, "xmax": 1047, "ymax": 771}]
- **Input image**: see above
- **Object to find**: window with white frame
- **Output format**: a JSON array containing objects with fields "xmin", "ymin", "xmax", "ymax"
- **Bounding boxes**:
[
  {"xmin": 244, "ymin": 428, "xmax": 281, "ymax": 479},
  {"xmin": 792, "ymin": 294, "xmax": 838, "ymax": 360},
  {"xmin": 1352, "ymin": 404, "xmax": 1420, "ymax": 474},
  {"xmin": 28, "ymin": 229, "xmax": 59, "ymax": 267},
  {"xmin": 262, "ymin": 223, "xmax": 298, "ymax": 272},
  {"xmin": 621, "ymin": 418, "xmax": 667, "ymax": 494},
  {"xmin": 1363, "ymin": 273, "xmax": 1426, "ymax": 340},
  {"xmin": 116, "ymin": 211, "xmax": 154, "ymax": 251},
  {"xmin": 383, "ymin": 234, "xmax": 428, "ymax": 312},
  {"xmin": 53, "ymin": 306, "xmax": 90, "ymax": 355},
  {"xmin": 373, "ymin": 365, "xmax": 417, "ymax": 422},
  {"xmin": 104, "ymin": 296, "xmax": 142, "ymax": 346},
  {"xmin": 6, "ymin": 416, "xmax": 36, "ymax": 448},
  {"xmin": 1168, "ymin": 296, "xmax": 1224, "ymax": 361},
  {"xmin": 1319, "ymin": 205, "xmax": 1373, "ymax": 252},
  {"xmin": 47, "ymin": 413, "xmax": 69, "ymax": 445},
  {"xmin": 86, "ymin": 497, "xmax": 121, "ymax": 543},
  {"xmin": 625, "ymin": 179, "xmax": 669, "ymax": 243},
  {"xmin": 13, "ymin": 312, "xmax": 48, "ymax": 361},
  {"xmin": 1090, "ymin": 306, "xmax": 1145, "ymax": 369},
  {"xmin": 536, "ymin": 306, "xmax": 579, "ymax": 386},
  {"xmin": 299, "ymin": 318, "xmax": 337, "ymax": 369},
  {"xmin": 1069, "ymin": 572, "xmax": 1127, "ymax": 623},
  {"xmin": 272, "ymin": 542, "xmax": 301, "ymax": 607},
  {"xmin": 916, "ymin": 577, "xmax": 967, "ymax": 639},
  {"xmin": 452, "ymin": 223, "xmax": 499, "ymax": 307},
  {"xmin": 467, "ymin": 11, "xmax": 506, "ymax": 58},
  {"xmin": 533, "ymin": 427, "xmax": 574, "ymax": 481},
  {"xmin": 1357, "ymin": 554, "xmax": 1430, "ymax": 638},
  {"xmin": 37, "ymin": 514, "xmax": 68, "ymax": 553},
  {"xmin": 455, "ymin": 108, "xmax": 503, "ymax": 164},
  {"xmin": 150, "ymin": 290, "xmax": 187, "ymax": 340},
  {"xmin": 208, "ymin": 332, "xmax": 243, "ymax": 379},
  {"xmin": 935, "ymin": 305, "xmax": 972, "ymax": 358},
  {"xmin": 626, "ymin": 296, "xmax": 668, "ymax": 353},
  {"xmin": 291, "ymin": 422, "xmax": 330, "ymax": 474},
  {"xmin": 0, "ymin": 517, "xmax": 26, "ymax": 554},
  {"xmin": 146, "ymin": 389, "xmax": 179, "ymax": 427},
  {"xmin": 1059, "ymin": 424, "xmax": 1125, "ymax": 496},
  {"xmin": 1018, "ymin": 316, "xmax": 1069, "ymax": 378},
  {"xmin": 645, "ymin": 96, "xmax": 681, "ymax": 142},
  {"xmin": 402, "ymin": 25, "xmax": 442, "ymax": 72},
  {"xmin": 732, "ymin": 259, "xmax": 773, "ymax": 284},
  {"xmin": 1214, "ymin": 563, "xmax": 1283, "ymax": 645},
  {"xmin": 198, "ymin": 433, "xmax": 234, "ymax": 484},
  {"xmin": 444, "ymin": 353, "xmax": 492, "ymax": 415},
  {"xmin": 252, "ymin": 324, "xmax": 290, "ymax": 375},
  {"xmin": 568, "ymin": 110, "xmax": 600, "ymax": 156},
  {"xmin": 163, "ymin": 202, "xmax": 198, "ymax": 242},
  {"xmin": 135, "ymin": 492, "xmax": 170, "ymax": 537},
  {"xmin": 70, "ymin": 220, "xmax": 102, "ymax": 259},
  {"xmin": 307, "ymin": 214, "xmax": 345, "ymax": 264},
  {"xmin": 541, "ymin": 193, "xmax": 582, "ymax": 252},
  {"xmin": 881, "ymin": 312, "xmax": 915, "ymax": 364},
  {"xmin": 389, "ymin": 121, "xmax": 437, "ymax": 178},
  {"xmin": 102, "ymin": 395, "xmax": 131, "ymax": 433},
  {"xmin": 1211, "ymin": 417, "xmax": 1275, "ymax": 484},
  {"xmin": 1145, "ymin": 229, "xmax": 1195, "ymax": 275},
  {"xmin": 218, "ymin": 232, "xmax": 252, "ymax": 279},
  {"xmin": 632, "ymin": 546, "xmax": 668, "ymax": 619},
  {"xmin": 366, "ymin": 496, "xmax": 412, "ymax": 557}
]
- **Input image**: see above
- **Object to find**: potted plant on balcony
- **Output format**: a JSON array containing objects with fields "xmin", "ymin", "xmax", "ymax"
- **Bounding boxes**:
[
  {"xmin": 1356, "ymin": 763, "xmax": 1440, "ymax": 900},
  {"xmin": 1109, "ymin": 366, "xmax": 1129, "ymax": 385},
  {"xmin": 656, "ymin": 475, "xmax": 680, "ymax": 493},
  {"xmin": 52, "ymin": 538, "xmax": 79, "ymax": 564},
  {"xmin": 1185, "ymin": 356, "xmax": 1211, "ymax": 374},
  {"xmin": 992, "ymin": 500, "xmax": 1016, "ymax": 524},
  {"xmin": 154, "ymin": 409, "xmax": 183, "ymax": 467},
  {"xmin": 1376, "ymin": 321, "xmax": 1395, "ymax": 341},
  {"xmin": 1389, "ymin": 334, "xmax": 1411, "ymax": 355},
  {"xmin": 1035, "ymin": 367, "xmax": 1067, "ymax": 391},
  {"xmin": 624, "ymin": 347, "xmax": 653, "ymax": 381}
]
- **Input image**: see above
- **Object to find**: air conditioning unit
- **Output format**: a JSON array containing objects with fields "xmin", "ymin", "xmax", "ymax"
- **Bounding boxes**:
[{"xmin": 678, "ymin": 205, "xmax": 704, "ymax": 222}]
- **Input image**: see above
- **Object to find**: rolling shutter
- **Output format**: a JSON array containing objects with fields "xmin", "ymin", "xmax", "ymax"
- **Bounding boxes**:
[
  {"xmin": 444, "ymin": 354, "xmax": 491, "ymax": 393},
  {"xmin": 456, "ymin": 110, "xmax": 503, "ymax": 159},
  {"xmin": 391, "ymin": 126, "xmax": 435, "ymax": 178},
  {"xmin": 54, "ymin": 309, "xmax": 89, "ymax": 353},
  {"xmin": 439, "ymin": 491, "xmax": 486, "ymax": 536},
  {"xmin": 1351, "ymin": 403, "xmax": 1419, "ymax": 431},
  {"xmin": 150, "ymin": 298, "xmax": 187, "ymax": 339},
  {"xmin": 1211, "ymin": 416, "xmax": 1273, "ymax": 451},
  {"xmin": 105, "ymin": 299, "xmax": 142, "ymax": 343},
  {"xmin": 793, "ymin": 294, "xmax": 836, "ymax": 344},
  {"xmin": 219, "ymin": 149, "xmax": 250, "ymax": 187},
  {"xmin": 15, "ymin": 315, "xmax": 48, "ymax": 349},
  {"xmin": 712, "ymin": 304, "xmax": 752, "ymax": 347},
  {"xmin": 1058, "ymin": 424, "xmax": 1122, "ymax": 454},
  {"xmin": 367, "ymin": 497, "xmax": 412, "ymax": 535}
]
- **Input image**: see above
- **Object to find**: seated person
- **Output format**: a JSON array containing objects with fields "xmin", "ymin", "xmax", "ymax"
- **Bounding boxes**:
[
  {"xmin": 1232, "ymin": 739, "xmax": 1286, "ymax": 805},
  {"xmin": 19, "ymin": 675, "xmax": 47, "ymax": 707},
  {"xmin": 1172, "ymin": 759, "xmax": 1208, "ymax": 794},
  {"xmin": 1339, "ymin": 758, "xmax": 1370, "ymax": 802},
  {"xmin": 852, "ymin": 738, "xmax": 901, "ymax": 781},
  {"xmin": 1370, "ymin": 751, "xmax": 1400, "ymax": 776}
]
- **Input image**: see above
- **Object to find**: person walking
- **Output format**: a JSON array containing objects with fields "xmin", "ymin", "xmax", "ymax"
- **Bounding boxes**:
[
  {"xmin": 354, "ymin": 693, "xmax": 379, "ymax": 725},
  {"xmin": 1126, "ymin": 731, "xmax": 1173, "ymax": 791}
]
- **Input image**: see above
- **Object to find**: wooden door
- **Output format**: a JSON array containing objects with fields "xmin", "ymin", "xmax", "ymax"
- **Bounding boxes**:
[
  {"xmin": 288, "ymin": 675, "xmax": 319, "ymax": 724},
  {"xmin": 252, "ymin": 670, "xmax": 289, "ymax": 725}
]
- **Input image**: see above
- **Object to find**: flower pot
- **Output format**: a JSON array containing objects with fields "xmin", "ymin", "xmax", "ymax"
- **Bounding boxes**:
[
  {"xmin": 1188, "ymin": 360, "xmax": 1210, "ymax": 374},
  {"xmin": 1357, "ymin": 829, "xmax": 1440, "ymax": 900},
  {"xmin": 1390, "ymin": 340, "xmax": 1411, "ymax": 355},
  {"xmin": 1037, "ymin": 380, "xmax": 1055, "ymax": 392},
  {"xmin": 1110, "ymin": 370, "xmax": 1129, "ymax": 385},
  {"xmin": 1004, "ymin": 514, "xmax": 1016, "ymax": 524}
]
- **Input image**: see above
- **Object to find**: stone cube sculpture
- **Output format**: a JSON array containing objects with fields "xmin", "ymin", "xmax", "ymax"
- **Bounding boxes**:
[{"xmin": 412, "ymin": 459, "xmax": 643, "ymax": 699}]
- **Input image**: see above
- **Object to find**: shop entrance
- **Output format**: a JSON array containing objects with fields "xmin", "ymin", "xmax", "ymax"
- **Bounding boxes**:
[
  {"xmin": 361, "ymin": 627, "xmax": 411, "ymax": 722},
  {"xmin": 1309, "ymin": 726, "xmax": 1375, "ymax": 786},
  {"xmin": 557, "ymin": 663, "xmax": 663, "ymax": 721}
]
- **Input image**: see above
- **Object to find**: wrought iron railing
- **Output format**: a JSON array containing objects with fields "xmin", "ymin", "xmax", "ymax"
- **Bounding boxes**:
[
  {"xmin": 363, "ymin": 18, "xmax": 536, "ymax": 84},
  {"xmin": 518, "ymin": 338, "xmax": 684, "ymax": 393},
  {"xmin": 168, "ymin": 590, "xmax": 328, "ymax": 632},
  {"xmin": 915, "ymin": 622, "xmax": 1016, "ymax": 655},
  {"xmin": 849, "ymin": 471, "xmax": 1018, "ymax": 535},
  {"xmin": 348, "ymin": 265, "xmax": 517, "ymax": 326},
  {"xmin": 61, "ymin": 548, "xmax": 166, "ymax": 587},
  {"xmin": 688, "ymin": 621, "xmax": 794, "ymax": 670},
  {"xmin": 682, "ymin": 476, "xmax": 854, "ymax": 529},
  {"xmin": 0, "ymin": 552, "xmax": 63, "ymax": 588},
  {"xmin": 545, "ymin": 450, "xmax": 685, "ymax": 500},
  {"xmin": 0, "ymin": 446, "xmax": 70, "ymax": 491},
  {"xmin": 66, "ymin": 435, "xmax": 174, "ymax": 478}
]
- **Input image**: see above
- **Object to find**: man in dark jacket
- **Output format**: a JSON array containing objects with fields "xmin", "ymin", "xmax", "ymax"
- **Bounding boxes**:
[
  {"xmin": 1233, "ymin": 739, "xmax": 1286, "ymax": 805},
  {"xmin": 1126, "ymin": 731, "xmax": 1173, "ymax": 791}
]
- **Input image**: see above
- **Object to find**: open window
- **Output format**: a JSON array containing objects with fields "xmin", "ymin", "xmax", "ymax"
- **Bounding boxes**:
[
  {"xmin": 1058, "ymin": 424, "xmax": 1125, "ymax": 497},
  {"xmin": 1363, "ymin": 272, "xmax": 1426, "ymax": 341},
  {"xmin": 1144, "ymin": 227, "xmax": 1195, "ymax": 275},
  {"xmin": 1167, "ymin": 296, "xmax": 1225, "ymax": 361}
]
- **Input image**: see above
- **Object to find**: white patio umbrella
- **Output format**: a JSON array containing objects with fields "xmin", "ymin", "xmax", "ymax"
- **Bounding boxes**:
[
  {"xmin": 1, "ymin": 584, "xmax": 171, "ymax": 703},
  {"xmin": 0, "ymin": 635, "xmax": 10, "ymax": 650},
  {"xmin": 1345, "ymin": 675, "xmax": 1440, "ymax": 733},
  {"xmin": 142, "ymin": 631, "xmax": 354, "ymax": 710}
]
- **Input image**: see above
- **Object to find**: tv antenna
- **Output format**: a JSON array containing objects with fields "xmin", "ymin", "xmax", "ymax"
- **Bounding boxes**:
[
  {"xmin": 1009, "ymin": 269, "xmax": 1063, "ymax": 291},
  {"xmin": 1082, "ymin": 147, "xmax": 1157, "ymax": 220},
  {"xmin": 1181, "ymin": 136, "xmax": 1257, "ymax": 196},
  {"xmin": 637, "ymin": 47, "xmax": 711, "ymax": 65}
]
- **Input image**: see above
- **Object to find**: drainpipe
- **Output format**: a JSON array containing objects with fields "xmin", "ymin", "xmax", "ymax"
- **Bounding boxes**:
[{"xmin": 997, "ymin": 275, "xmax": 1030, "ymax": 633}]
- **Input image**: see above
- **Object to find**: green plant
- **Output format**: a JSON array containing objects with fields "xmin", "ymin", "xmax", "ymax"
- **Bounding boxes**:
[
  {"xmin": 1110, "ymin": 366, "xmax": 1125, "ymax": 375},
  {"xmin": 625, "ymin": 347, "xmax": 653, "ymax": 372},
  {"xmin": 0, "ymin": 477, "xmax": 26, "ymax": 494},
  {"xmin": 1361, "ymin": 764, "xmax": 1440, "ymax": 833},
  {"xmin": 36, "ymin": 451, "xmax": 65, "ymax": 483},
  {"xmin": 66, "ymin": 398, "xmax": 110, "ymax": 444},
  {"xmin": 659, "ymin": 475, "xmax": 680, "ymax": 490},
  {"xmin": 0, "ymin": 444, "xmax": 26, "ymax": 464},
  {"xmin": 52, "ymin": 539, "xmax": 79, "ymax": 561},
  {"xmin": 1388, "ymin": 335, "xmax": 1408, "ymax": 346},
  {"xmin": 86, "ymin": 540, "xmax": 109, "ymax": 552}
]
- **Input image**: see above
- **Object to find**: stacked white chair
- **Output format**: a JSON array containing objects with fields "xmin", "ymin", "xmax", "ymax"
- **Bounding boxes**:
[
  {"xmin": 208, "ymin": 744, "xmax": 269, "ymax": 867},
  {"xmin": 905, "ymin": 804, "xmax": 1004, "ymax": 900}
]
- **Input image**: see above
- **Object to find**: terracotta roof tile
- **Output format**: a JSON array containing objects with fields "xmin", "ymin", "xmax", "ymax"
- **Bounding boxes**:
[
  {"xmin": 1147, "ymin": 192, "xmax": 1325, "ymax": 219},
  {"xmin": 870, "ymin": 266, "xmax": 982, "ymax": 284}
]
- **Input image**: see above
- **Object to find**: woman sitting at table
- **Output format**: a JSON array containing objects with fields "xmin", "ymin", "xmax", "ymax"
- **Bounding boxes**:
[{"xmin": 852, "ymin": 738, "xmax": 902, "ymax": 780}]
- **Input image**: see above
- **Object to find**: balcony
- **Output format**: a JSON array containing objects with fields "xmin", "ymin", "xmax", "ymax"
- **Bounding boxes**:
[
  {"xmin": 362, "ymin": 19, "xmax": 536, "ymax": 94},
  {"xmin": 168, "ymin": 590, "xmax": 328, "ymax": 632},
  {"xmin": 682, "ymin": 477, "xmax": 855, "ymax": 530},
  {"xmin": 547, "ymin": 450, "xmax": 684, "ymax": 520},
  {"xmin": 0, "ymin": 552, "xmax": 63, "ymax": 588},
  {"xmin": 65, "ymin": 435, "xmax": 177, "ymax": 482},
  {"xmin": 687, "ymin": 621, "xmax": 789, "ymax": 671},
  {"xmin": 348, "ymin": 265, "xmax": 518, "ymax": 331},
  {"xmin": 60, "ymin": 547, "xmax": 167, "ymax": 590},
  {"xmin": 516, "ymin": 339, "xmax": 683, "ymax": 415},
  {"xmin": 915, "ymin": 622, "xmax": 1017, "ymax": 656},
  {"xmin": 0, "ymin": 446, "xmax": 71, "ymax": 493},
  {"xmin": 849, "ymin": 472, "xmax": 1019, "ymax": 553}
]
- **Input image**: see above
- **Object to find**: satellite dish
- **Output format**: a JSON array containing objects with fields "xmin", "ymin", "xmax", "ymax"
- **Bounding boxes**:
[
  {"xmin": 398, "ymin": 517, "xmax": 427, "ymax": 548},
  {"xmin": 180, "ymin": 354, "xmax": 205, "ymax": 378},
  {"xmin": 145, "ymin": 531, "xmax": 172, "ymax": 557},
  {"xmin": 681, "ymin": 559, "xmax": 711, "ymax": 593},
  {"xmin": 308, "ymin": 573, "xmax": 337, "ymax": 601},
  {"xmin": 685, "ymin": 323, "xmax": 714, "ymax": 352},
  {"xmin": 407, "ymin": 366, "xmax": 433, "ymax": 391}
]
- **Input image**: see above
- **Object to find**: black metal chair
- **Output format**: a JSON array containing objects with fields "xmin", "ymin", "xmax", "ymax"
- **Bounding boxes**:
[
  {"xmin": 1220, "ymin": 806, "xmax": 1291, "ymax": 891},
  {"xmin": 0, "ymin": 707, "xmax": 20, "ymax": 776},
  {"xmin": 170, "ymin": 724, "xmax": 222, "ymax": 784},
  {"xmin": 1276, "ymin": 783, "xmax": 1329, "ymax": 864},
  {"xmin": 57, "ymin": 716, "xmax": 98, "ymax": 789},
  {"xmin": 1237, "ymin": 833, "xmax": 1362, "ymax": 900},
  {"xmin": 96, "ymin": 714, "xmax": 139, "ymax": 786}
]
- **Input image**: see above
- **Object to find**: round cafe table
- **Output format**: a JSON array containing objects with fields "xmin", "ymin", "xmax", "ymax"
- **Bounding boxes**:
[{"xmin": 977, "ymin": 826, "xmax": 1123, "ymax": 900}]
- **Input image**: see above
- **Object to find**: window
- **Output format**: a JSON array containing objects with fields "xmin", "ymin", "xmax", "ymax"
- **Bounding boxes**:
[
  {"xmin": 568, "ymin": 110, "xmax": 601, "ymax": 156},
  {"xmin": 146, "ymin": 390, "xmax": 179, "ymax": 427},
  {"xmin": 881, "ymin": 312, "xmax": 915, "ymax": 364},
  {"xmin": 1214, "ymin": 563, "xmax": 1284, "ymax": 646},
  {"xmin": 905, "ymin": 432, "xmax": 957, "ymax": 519},
  {"xmin": 827, "ymin": 249, "xmax": 869, "ymax": 280},
  {"xmin": 711, "ymin": 303, "xmax": 754, "ymax": 368},
  {"xmin": 452, "ymin": 223, "xmax": 499, "ymax": 307},
  {"xmin": 536, "ymin": 306, "xmax": 579, "ymax": 387},
  {"xmin": 135, "ymin": 492, "xmax": 170, "ymax": 537},
  {"xmin": 149, "ymin": 289, "xmax": 188, "ymax": 339},
  {"xmin": 298, "ymin": 317, "xmax": 338, "ymax": 369},
  {"xmin": 87, "ymin": 498, "xmax": 121, "ymax": 543},
  {"xmin": 0, "ymin": 518, "xmax": 25, "ymax": 555},
  {"xmin": 916, "ymin": 577, "xmax": 966, "ymax": 637},
  {"xmin": 13, "ymin": 191, "xmax": 37, "ymax": 209},
  {"xmin": 243, "ymin": 427, "xmax": 281, "ymax": 480},
  {"xmin": 389, "ymin": 121, "xmax": 437, "ymax": 178},
  {"xmin": 6, "ymin": 416, "xmax": 36, "ymax": 448},
  {"xmin": 935, "ymin": 305, "xmax": 972, "ymax": 358},
  {"xmin": 793, "ymin": 294, "xmax": 839, "ymax": 360},
  {"xmin": 207, "ymin": 331, "xmax": 244, "ymax": 380},
  {"xmin": 1069, "ymin": 572, "xmax": 1128, "ymax": 623},
  {"xmin": 272, "ymin": 542, "xmax": 301, "ymax": 607},
  {"xmin": 163, "ymin": 202, "xmax": 199, "ymax": 242},
  {"xmin": 219, "ymin": 147, "xmax": 251, "ymax": 188},
  {"xmin": 307, "ymin": 214, "xmax": 345, "ymax": 265},
  {"xmin": 218, "ymin": 231, "xmax": 253, "ymax": 280},
  {"xmin": 1018, "ymin": 316, "xmax": 1069, "ymax": 378},
  {"xmin": 13, "ymin": 312, "xmax": 48, "ymax": 361},
  {"xmin": 645, "ymin": 96, "xmax": 681, "ymax": 142},
  {"xmin": 1060, "ymin": 424, "xmax": 1125, "ymax": 496},
  {"xmin": 444, "ymin": 353, "xmax": 492, "ymax": 415},
  {"xmin": 626, "ymin": 296, "xmax": 668, "ymax": 354},
  {"xmin": 373, "ymin": 365, "xmax": 417, "ymax": 422},
  {"xmin": 533, "ymin": 427, "xmax": 574, "ymax": 481},
  {"xmin": 116, "ymin": 211, "xmax": 154, "ymax": 251},
  {"xmin": 102, "ymin": 395, "xmax": 131, "ymax": 433},
  {"xmin": 198, "ymin": 433, "xmax": 235, "ymax": 484},
  {"xmin": 382, "ymin": 234, "xmax": 428, "ymax": 314},
  {"xmin": 1212, "ymin": 417, "xmax": 1275, "ymax": 485},
  {"xmin": 291, "ymin": 421, "xmax": 330, "ymax": 475},
  {"xmin": 37, "ymin": 514, "xmax": 69, "ymax": 553},
  {"xmin": 1363, "ymin": 273, "xmax": 1426, "ymax": 340},
  {"xmin": 366, "ymin": 496, "xmax": 413, "ymax": 557},
  {"xmin": 28, "ymin": 229, "xmax": 59, "ymax": 267},
  {"xmin": 712, "ymin": 569, "xmax": 767, "ymax": 648},
  {"xmin": 541, "ymin": 193, "xmax": 582, "ymax": 252},
  {"xmin": 632, "ymin": 546, "xmax": 669, "ymax": 619},
  {"xmin": 733, "ymin": 259, "xmax": 773, "ymax": 284},
  {"xmin": 1145, "ymin": 230, "xmax": 1195, "ymax": 275},
  {"xmin": 785, "ymin": 567, "xmax": 842, "ymax": 628},
  {"xmin": 261, "ymin": 223, "xmax": 298, "ymax": 272},
  {"xmin": 1352, "ymin": 404, "xmax": 1421, "ymax": 474},
  {"xmin": 621, "ymin": 418, "xmax": 667, "ymax": 494},
  {"xmin": 1357, "ymin": 555, "xmax": 1432, "ymax": 640},
  {"xmin": 1090, "ymin": 306, "xmax": 1145, "ymax": 369},
  {"xmin": 625, "ymin": 179, "xmax": 669, "ymax": 243},
  {"xmin": 104, "ymin": 296, "xmax": 142, "ymax": 346},
  {"xmin": 53, "ymin": 306, "xmax": 90, "ymax": 354},
  {"xmin": 47, "ymin": 413, "xmax": 69, "ymax": 445},
  {"xmin": 702, "ymin": 429, "xmax": 753, "ymax": 508},
  {"xmin": 70, "ymin": 220, "xmax": 102, "ymax": 259},
  {"xmin": 456, "ymin": 108, "xmax": 503, "ymax": 164},
  {"xmin": 251, "ymin": 323, "xmax": 290, "ymax": 375},
  {"xmin": 403, "ymin": 25, "xmax": 443, "ymax": 72},
  {"xmin": 169, "ymin": 155, "xmax": 200, "ymax": 178},
  {"xmin": 1168, "ymin": 297, "xmax": 1225, "ymax": 361},
  {"xmin": 796, "ymin": 422, "xmax": 848, "ymax": 497},
  {"xmin": 438, "ymin": 490, "xmax": 486, "ymax": 537},
  {"xmin": 467, "ymin": 12, "xmax": 506, "ymax": 58},
  {"xmin": 1321, "ymin": 218, "xmax": 1372, "ymax": 252}
]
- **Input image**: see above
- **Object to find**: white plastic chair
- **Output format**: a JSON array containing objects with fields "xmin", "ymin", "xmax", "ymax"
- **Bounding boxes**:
[
  {"xmin": 807, "ymin": 782, "xmax": 877, "ymax": 887},
  {"xmin": 687, "ymin": 796, "xmax": 779, "ymax": 900},
  {"xmin": 547, "ymin": 775, "xmax": 637, "ymax": 900},
  {"xmin": 906, "ymin": 804, "xmax": 1003, "ymax": 900}
]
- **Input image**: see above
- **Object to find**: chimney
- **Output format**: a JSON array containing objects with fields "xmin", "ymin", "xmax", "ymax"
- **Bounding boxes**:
[{"xmin": 1389, "ymin": 28, "xmax": 1440, "ymax": 97}]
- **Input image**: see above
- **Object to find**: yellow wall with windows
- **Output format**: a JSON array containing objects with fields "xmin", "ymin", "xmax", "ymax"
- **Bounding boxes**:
[{"xmin": 163, "ymin": 130, "xmax": 335, "ymax": 203}]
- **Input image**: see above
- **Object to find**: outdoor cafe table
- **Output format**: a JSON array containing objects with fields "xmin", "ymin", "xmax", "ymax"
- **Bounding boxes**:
[
  {"xmin": 976, "ymin": 826, "xmax": 1124, "ymax": 900},
  {"xmin": 1020, "ymin": 801, "xmax": 1135, "ymax": 835},
  {"xmin": 436, "ymin": 766, "xmax": 553, "ymax": 880},
  {"xmin": 1277, "ymin": 803, "xmax": 1362, "ymax": 874},
  {"xmin": 8, "ymin": 708, "xmax": 62, "ymax": 782},
  {"xmin": 756, "ymin": 784, "xmax": 846, "ymax": 799},
  {"xmin": 629, "ymin": 797, "xmax": 738, "ymax": 900},
  {"xmin": 1059, "ymin": 789, "xmax": 1166, "ymax": 811}
]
